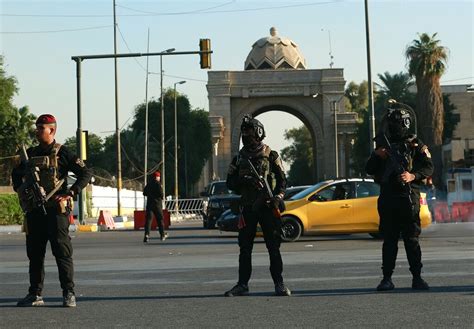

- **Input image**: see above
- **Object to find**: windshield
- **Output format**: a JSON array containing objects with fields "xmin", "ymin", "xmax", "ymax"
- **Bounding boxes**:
[
  {"xmin": 289, "ymin": 181, "xmax": 333, "ymax": 200},
  {"xmin": 210, "ymin": 182, "xmax": 234, "ymax": 196}
]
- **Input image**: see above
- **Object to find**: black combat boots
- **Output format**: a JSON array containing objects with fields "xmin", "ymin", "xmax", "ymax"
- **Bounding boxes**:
[
  {"xmin": 275, "ymin": 282, "xmax": 291, "ymax": 296},
  {"xmin": 412, "ymin": 276, "xmax": 429, "ymax": 290},
  {"xmin": 376, "ymin": 277, "xmax": 395, "ymax": 291},
  {"xmin": 224, "ymin": 284, "xmax": 249, "ymax": 297},
  {"xmin": 17, "ymin": 293, "xmax": 44, "ymax": 307}
]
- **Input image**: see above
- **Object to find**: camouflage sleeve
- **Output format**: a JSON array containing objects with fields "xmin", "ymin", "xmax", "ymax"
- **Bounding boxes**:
[
  {"xmin": 270, "ymin": 151, "xmax": 286, "ymax": 197},
  {"xmin": 412, "ymin": 141, "xmax": 434, "ymax": 182},
  {"xmin": 226, "ymin": 156, "xmax": 241, "ymax": 194},
  {"xmin": 62, "ymin": 146, "xmax": 93, "ymax": 195}
]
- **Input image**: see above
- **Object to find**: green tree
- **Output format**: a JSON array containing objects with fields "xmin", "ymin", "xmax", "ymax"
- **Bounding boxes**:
[
  {"xmin": 131, "ymin": 89, "xmax": 212, "ymax": 196},
  {"xmin": 442, "ymin": 94, "xmax": 459, "ymax": 141},
  {"xmin": 344, "ymin": 80, "xmax": 368, "ymax": 116},
  {"xmin": 0, "ymin": 56, "xmax": 36, "ymax": 184},
  {"xmin": 351, "ymin": 111, "xmax": 370, "ymax": 176},
  {"xmin": 64, "ymin": 133, "xmax": 104, "ymax": 167},
  {"xmin": 280, "ymin": 126, "xmax": 314, "ymax": 185},
  {"xmin": 344, "ymin": 81, "xmax": 370, "ymax": 175},
  {"xmin": 406, "ymin": 33, "xmax": 448, "ymax": 185}
]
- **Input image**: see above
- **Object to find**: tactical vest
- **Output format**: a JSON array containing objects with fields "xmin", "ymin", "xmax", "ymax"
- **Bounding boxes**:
[
  {"xmin": 237, "ymin": 145, "xmax": 273, "ymax": 205},
  {"xmin": 29, "ymin": 143, "xmax": 62, "ymax": 195}
]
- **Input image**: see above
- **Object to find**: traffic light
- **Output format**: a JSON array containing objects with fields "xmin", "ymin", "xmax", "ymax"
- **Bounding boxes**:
[{"xmin": 199, "ymin": 38, "xmax": 211, "ymax": 69}]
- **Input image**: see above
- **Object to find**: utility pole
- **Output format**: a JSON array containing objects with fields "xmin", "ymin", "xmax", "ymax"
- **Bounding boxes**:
[
  {"xmin": 113, "ymin": 0, "xmax": 122, "ymax": 216},
  {"xmin": 159, "ymin": 48, "xmax": 175, "ymax": 207},
  {"xmin": 365, "ymin": 0, "xmax": 376, "ymax": 151},
  {"xmin": 143, "ymin": 28, "xmax": 150, "ymax": 209}
]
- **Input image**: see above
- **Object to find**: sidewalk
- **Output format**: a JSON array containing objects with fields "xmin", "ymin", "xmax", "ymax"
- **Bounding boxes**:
[{"xmin": 0, "ymin": 212, "xmax": 204, "ymax": 234}]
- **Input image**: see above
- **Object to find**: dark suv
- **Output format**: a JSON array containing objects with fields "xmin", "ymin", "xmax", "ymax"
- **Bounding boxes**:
[{"xmin": 201, "ymin": 180, "xmax": 239, "ymax": 229}]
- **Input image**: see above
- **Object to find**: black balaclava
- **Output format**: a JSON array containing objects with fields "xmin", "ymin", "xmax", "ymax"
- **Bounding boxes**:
[
  {"xmin": 241, "ymin": 115, "xmax": 265, "ymax": 152},
  {"xmin": 387, "ymin": 109, "xmax": 411, "ymax": 142}
]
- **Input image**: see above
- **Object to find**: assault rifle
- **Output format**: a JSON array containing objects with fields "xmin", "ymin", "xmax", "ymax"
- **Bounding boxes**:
[
  {"xmin": 374, "ymin": 133, "xmax": 413, "ymax": 206},
  {"xmin": 17, "ymin": 145, "xmax": 65, "ymax": 215},
  {"xmin": 246, "ymin": 159, "xmax": 282, "ymax": 219},
  {"xmin": 18, "ymin": 145, "xmax": 48, "ymax": 214}
]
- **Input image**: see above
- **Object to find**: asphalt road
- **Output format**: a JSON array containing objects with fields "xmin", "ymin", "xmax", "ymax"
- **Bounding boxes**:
[{"xmin": 1, "ymin": 222, "xmax": 473, "ymax": 328}]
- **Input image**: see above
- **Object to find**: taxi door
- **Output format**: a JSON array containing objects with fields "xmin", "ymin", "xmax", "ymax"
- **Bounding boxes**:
[
  {"xmin": 305, "ymin": 182, "xmax": 354, "ymax": 233},
  {"xmin": 352, "ymin": 181, "xmax": 380, "ymax": 231}
]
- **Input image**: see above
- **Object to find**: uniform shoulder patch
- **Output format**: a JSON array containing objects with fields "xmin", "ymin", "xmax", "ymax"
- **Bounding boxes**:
[{"xmin": 421, "ymin": 145, "xmax": 431, "ymax": 158}]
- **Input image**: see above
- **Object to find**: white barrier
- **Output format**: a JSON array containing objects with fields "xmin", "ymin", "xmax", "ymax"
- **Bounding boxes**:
[
  {"xmin": 79, "ymin": 185, "xmax": 205, "ymax": 221},
  {"xmin": 165, "ymin": 199, "xmax": 205, "ymax": 222}
]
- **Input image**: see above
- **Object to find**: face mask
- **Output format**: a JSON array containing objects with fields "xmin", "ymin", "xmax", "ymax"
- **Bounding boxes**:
[
  {"xmin": 388, "ymin": 122, "xmax": 408, "ymax": 140},
  {"xmin": 242, "ymin": 135, "xmax": 258, "ymax": 147}
]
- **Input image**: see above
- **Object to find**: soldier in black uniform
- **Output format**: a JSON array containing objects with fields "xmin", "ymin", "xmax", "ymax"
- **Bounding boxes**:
[
  {"xmin": 366, "ymin": 106, "xmax": 433, "ymax": 291},
  {"xmin": 224, "ymin": 115, "xmax": 290, "ymax": 297},
  {"xmin": 143, "ymin": 170, "xmax": 168, "ymax": 243},
  {"xmin": 12, "ymin": 114, "xmax": 92, "ymax": 307}
]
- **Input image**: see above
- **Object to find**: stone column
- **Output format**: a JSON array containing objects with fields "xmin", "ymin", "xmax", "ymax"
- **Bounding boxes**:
[{"xmin": 209, "ymin": 116, "xmax": 225, "ymax": 180}]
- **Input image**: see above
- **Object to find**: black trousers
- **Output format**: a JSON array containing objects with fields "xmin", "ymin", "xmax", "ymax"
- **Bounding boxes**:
[
  {"xmin": 377, "ymin": 195, "xmax": 423, "ymax": 277},
  {"xmin": 237, "ymin": 206, "xmax": 283, "ymax": 285},
  {"xmin": 144, "ymin": 205, "xmax": 164, "ymax": 236},
  {"xmin": 25, "ymin": 206, "xmax": 74, "ymax": 295}
]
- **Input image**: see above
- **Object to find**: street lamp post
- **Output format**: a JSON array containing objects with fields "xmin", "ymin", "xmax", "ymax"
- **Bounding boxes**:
[
  {"xmin": 313, "ymin": 93, "xmax": 341, "ymax": 178},
  {"xmin": 332, "ymin": 100, "xmax": 339, "ymax": 178},
  {"xmin": 160, "ymin": 48, "xmax": 175, "ymax": 208},
  {"xmin": 174, "ymin": 80, "xmax": 186, "ymax": 217}
]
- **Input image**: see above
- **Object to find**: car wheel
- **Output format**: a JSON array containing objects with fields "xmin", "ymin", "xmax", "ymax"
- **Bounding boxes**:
[
  {"xmin": 281, "ymin": 217, "xmax": 302, "ymax": 242},
  {"xmin": 369, "ymin": 232, "xmax": 383, "ymax": 239}
]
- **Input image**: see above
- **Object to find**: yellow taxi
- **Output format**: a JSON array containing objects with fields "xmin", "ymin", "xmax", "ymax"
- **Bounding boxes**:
[{"xmin": 281, "ymin": 178, "xmax": 432, "ymax": 242}]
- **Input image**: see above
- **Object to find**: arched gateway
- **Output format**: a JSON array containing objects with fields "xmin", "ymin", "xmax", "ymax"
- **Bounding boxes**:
[{"xmin": 204, "ymin": 28, "xmax": 357, "ymax": 186}]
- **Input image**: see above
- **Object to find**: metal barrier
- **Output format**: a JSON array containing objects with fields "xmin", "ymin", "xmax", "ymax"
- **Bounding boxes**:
[{"xmin": 165, "ymin": 198, "xmax": 205, "ymax": 222}]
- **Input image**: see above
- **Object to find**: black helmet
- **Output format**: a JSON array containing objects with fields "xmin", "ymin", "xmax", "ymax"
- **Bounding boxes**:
[
  {"xmin": 241, "ymin": 114, "xmax": 265, "ymax": 141},
  {"xmin": 387, "ymin": 107, "xmax": 411, "ymax": 140}
]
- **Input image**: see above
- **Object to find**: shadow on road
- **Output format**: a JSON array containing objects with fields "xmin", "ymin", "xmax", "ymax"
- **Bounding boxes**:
[
  {"xmin": 293, "ymin": 285, "xmax": 474, "ymax": 296},
  {"xmin": 1, "ymin": 285, "xmax": 473, "ymax": 307}
]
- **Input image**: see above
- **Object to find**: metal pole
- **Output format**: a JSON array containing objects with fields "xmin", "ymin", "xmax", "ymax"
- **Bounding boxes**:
[
  {"xmin": 365, "ymin": 0, "xmax": 376, "ymax": 151},
  {"xmin": 174, "ymin": 83, "xmax": 178, "ymax": 217},
  {"xmin": 74, "ymin": 59, "xmax": 85, "ymax": 224},
  {"xmin": 333, "ymin": 101, "xmax": 339, "ymax": 178},
  {"xmin": 174, "ymin": 81, "xmax": 186, "ymax": 217},
  {"xmin": 160, "ymin": 54, "xmax": 165, "ymax": 208},
  {"xmin": 143, "ymin": 28, "xmax": 150, "ymax": 209},
  {"xmin": 113, "ymin": 0, "xmax": 122, "ymax": 216}
]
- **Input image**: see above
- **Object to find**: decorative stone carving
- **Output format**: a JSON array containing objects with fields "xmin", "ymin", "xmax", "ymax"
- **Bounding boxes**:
[{"xmin": 244, "ymin": 27, "xmax": 307, "ymax": 70}]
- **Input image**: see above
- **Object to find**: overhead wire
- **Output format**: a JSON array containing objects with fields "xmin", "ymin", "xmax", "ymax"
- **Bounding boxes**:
[
  {"xmin": 1, "ymin": 1, "xmax": 343, "ymax": 17},
  {"xmin": 0, "ymin": 25, "xmax": 112, "ymax": 34}
]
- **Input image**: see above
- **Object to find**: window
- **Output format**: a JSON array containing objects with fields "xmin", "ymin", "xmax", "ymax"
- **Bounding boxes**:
[
  {"xmin": 356, "ymin": 182, "xmax": 380, "ymax": 198},
  {"xmin": 447, "ymin": 180, "xmax": 456, "ymax": 193},
  {"xmin": 462, "ymin": 179, "xmax": 472, "ymax": 191},
  {"xmin": 314, "ymin": 183, "xmax": 352, "ymax": 202}
]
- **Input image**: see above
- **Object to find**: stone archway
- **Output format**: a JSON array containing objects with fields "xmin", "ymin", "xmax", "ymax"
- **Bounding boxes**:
[
  {"xmin": 202, "ymin": 28, "xmax": 358, "ymax": 189},
  {"xmin": 206, "ymin": 68, "xmax": 358, "ymax": 183},
  {"xmin": 230, "ymin": 101, "xmax": 324, "ymax": 180}
]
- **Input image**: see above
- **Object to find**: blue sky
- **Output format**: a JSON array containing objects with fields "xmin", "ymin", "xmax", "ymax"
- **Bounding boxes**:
[{"xmin": 1, "ymin": 0, "xmax": 473, "ymax": 156}]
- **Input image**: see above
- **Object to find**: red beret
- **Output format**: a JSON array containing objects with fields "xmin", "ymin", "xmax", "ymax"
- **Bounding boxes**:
[
  {"xmin": 154, "ymin": 171, "xmax": 161, "ymax": 178},
  {"xmin": 36, "ymin": 114, "xmax": 57, "ymax": 125}
]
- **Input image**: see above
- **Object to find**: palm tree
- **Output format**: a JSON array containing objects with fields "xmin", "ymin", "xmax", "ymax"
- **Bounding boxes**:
[
  {"xmin": 376, "ymin": 71, "xmax": 414, "ymax": 102},
  {"xmin": 405, "ymin": 33, "xmax": 448, "ymax": 146},
  {"xmin": 405, "ymin": 33, "xmax": 448, "ymax": 186}
]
